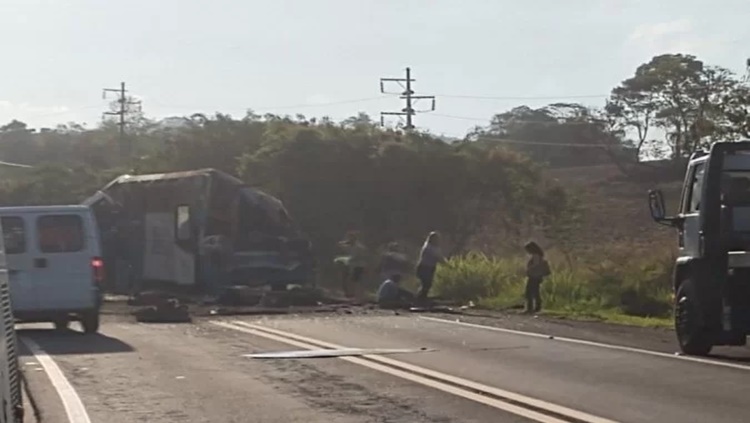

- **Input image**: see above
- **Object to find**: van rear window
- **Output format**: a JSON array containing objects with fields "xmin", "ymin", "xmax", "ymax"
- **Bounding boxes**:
[
  {"xmin": 37, "ymin": 215, "xmax": 85, "ymax": 253},
  {"xmin": 0, "ymin": 217, "xmax": 25, "ymax": 254}
]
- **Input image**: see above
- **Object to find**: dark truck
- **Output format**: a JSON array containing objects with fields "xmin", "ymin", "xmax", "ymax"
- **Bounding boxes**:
[
  {"xmin": 649, "ymin": 141, "xmax": 750, "ymax": 355},
  {"xmin": 83, "ymin": 169, "xmax": 313, "ymax": 295}
]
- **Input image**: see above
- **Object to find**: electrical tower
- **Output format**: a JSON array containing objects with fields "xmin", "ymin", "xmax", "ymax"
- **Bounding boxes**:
[
  {"xmin": 103, "ymin": 82, "xmax": 141, "ymax": 159},
  {"xmin": 380, "ymin": 67, "xmax": 435, "ymax": 131}
]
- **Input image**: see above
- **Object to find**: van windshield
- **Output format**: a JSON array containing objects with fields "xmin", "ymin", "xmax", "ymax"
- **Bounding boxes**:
[{"xmin": 37, "ymin": 215, "xmax": 85, "ymax": 253}]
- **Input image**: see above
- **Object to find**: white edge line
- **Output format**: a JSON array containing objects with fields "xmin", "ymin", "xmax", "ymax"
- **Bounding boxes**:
[
  {"xmin": 20, "ymin": 336, "xmax": 91, "ymax": 423},
  {"xmin": 418, "ymin": 316, "xmax": 750, "ymax": 371},
  {"xmin": 215, "ymin": 320, "xmax": 619, "ymax": 423}
]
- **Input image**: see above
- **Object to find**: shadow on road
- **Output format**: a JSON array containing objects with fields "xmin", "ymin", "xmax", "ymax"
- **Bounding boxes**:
[
  {"xmin": 16, "ymin": 328, "xmax": 135, "ymax": 355},
  {"xmin": 709, "ymin": 354, "xmax": 750, "ymax": 364}
]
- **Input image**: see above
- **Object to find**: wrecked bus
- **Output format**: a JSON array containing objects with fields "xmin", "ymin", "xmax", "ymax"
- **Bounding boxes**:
[{"xmin": 82, "ymin": 169, "xmax": 314, "ymax": 295}]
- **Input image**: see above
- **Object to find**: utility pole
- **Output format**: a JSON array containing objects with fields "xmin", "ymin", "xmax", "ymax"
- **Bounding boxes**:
[
  {"xmin": 103, "ymin": 82, "xmax": 141, "ymax": 160},
  {"xmin": 380, "ymin": 67, "xmax": 435, "ymax": 131}
]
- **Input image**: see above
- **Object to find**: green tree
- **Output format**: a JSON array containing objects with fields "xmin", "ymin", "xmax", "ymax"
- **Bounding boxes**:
[
  {"xmin": 469, "ymin": 103, "xmax": 628, "ymax": 168},
  {"xmin": 608, "ymin": 53, "xmax": 749, "ymax": 160}
]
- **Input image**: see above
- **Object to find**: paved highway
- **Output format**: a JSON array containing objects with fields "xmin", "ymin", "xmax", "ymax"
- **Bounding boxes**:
[{"xmin": 16, "ymin": 312, "xmax": 750, "ymax": 423}]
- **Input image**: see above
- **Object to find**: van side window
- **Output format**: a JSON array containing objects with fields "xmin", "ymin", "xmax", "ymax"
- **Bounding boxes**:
[
  {"xmin": 686, "ymin": 163, "xmax": 705, "ymax": 213},
  {"xmin": 37, "ymin": 215, "xmax": 85, "ymax": 253},
  {"xmin": 0, "ymin": 217, "xmax": 25, "ymax": 254}
]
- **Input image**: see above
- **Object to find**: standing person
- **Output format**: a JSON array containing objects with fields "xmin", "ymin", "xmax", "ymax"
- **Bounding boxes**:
[
  {"xmin": 416, "ymin": 231, "xmax": 445, "ymax": 301},
  {"xmin": 337, "ymin": 232, "xmax": 367, "ymax": 298},
  {"xmin": 524, "ymin": 241, "xmax": 551, "ymax": 314}
]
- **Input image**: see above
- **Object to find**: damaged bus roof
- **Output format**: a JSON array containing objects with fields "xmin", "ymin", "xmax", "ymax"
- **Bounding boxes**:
[
  {"xmin": 83, "ymin": 168, "xmax": 283, "ymax": 210},
  {"xmin": 101, "ymin": 168, "xmax": 244, "ymax": 188}
]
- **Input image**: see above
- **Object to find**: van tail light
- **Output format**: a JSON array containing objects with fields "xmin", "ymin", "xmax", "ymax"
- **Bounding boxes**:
[{"xmin": 91, "ymin": 257, "xmax": 105, "ymax": 284}]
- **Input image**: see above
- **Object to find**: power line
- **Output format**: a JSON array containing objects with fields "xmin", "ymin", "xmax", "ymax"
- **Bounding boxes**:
[
  {"xmin": 0, "ymin": 160, "xmax": 32, "ymax": 169},
  {"xmin": 434, "ymin": 93, "xmax": 608, "ymax": 101},
  {"xmin": 26, "ymin": 105, "xmax": 101, "ymax": 118},
  {"xmin": 430, "ymin": 113, "xmax": 609, "ymax": 125},
  {"xmin": 380, "ymin": 67, "xmax": 435, "ymax": 131},
  {"xmin": 474, "ymin": 136, "xmax": 625, "ymax": 149},
  {"xmin": 148, "ymin": 96, "xmax": 395, "ymax": 113}
]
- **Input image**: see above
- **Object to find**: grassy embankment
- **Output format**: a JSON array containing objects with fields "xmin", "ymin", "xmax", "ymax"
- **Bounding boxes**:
[
  {"xmin": 432, "ymin": 163, "xmax": 683, "ymax": 329},
  {"xmin": 433, "ymin": 250, "xmax": 674, "ymax": 328}
]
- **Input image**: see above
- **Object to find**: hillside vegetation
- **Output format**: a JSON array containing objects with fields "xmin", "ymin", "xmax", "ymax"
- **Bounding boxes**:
[{"xmin": 1, "ymin": 52, "xmax": 749, "ymax": 325}]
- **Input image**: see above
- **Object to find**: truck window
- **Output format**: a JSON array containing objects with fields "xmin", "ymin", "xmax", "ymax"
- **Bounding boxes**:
[
  {"xmin": 37, "ymin": 215, "xmax": 85, "ymax": 253},
  {"xmin": 0, "ymin": 217, "xmax": 25, "ymax": 254},
  {"xmin": 685, "ymin": 163, "xmax": 705, "ymax": 213}
]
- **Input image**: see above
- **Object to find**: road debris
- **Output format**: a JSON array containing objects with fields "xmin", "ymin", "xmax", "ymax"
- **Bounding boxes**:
[
  {"xmin": 134, "ymin": 297, "xmax": 191, "ymax": 323},
  {"xmin": 244, "ymin": 347, "xmax": 433, "ymax": 359},
  {"xmin": 408, "ymin": 306, "xmax": 459, "ymax": 314}
]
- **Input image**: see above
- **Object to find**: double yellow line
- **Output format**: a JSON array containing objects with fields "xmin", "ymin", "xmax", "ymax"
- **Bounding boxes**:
[{"xmin": 211, "ymin": 320, "xmax": 619, "ymax": 423}]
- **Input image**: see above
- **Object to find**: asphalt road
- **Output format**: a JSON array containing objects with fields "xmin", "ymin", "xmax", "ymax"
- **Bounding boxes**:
[{"xmin": 15, "ymin": 312, "xmax": 750, "ymax": 423}]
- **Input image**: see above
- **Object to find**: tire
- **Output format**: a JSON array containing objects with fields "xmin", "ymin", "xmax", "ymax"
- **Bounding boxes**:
[
  {"xmin": 81, "ymin": 310, "xmax": 100, "ymax": 334},
  {"xmin": 675, "ymin": 279, "xmax": 714, "ymax": 356},
  {"xmin": 53, "ymin": 318, "xmax": 69, "ymax": 331}
]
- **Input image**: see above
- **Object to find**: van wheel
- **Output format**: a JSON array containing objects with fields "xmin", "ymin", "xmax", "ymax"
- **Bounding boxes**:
[
  {"xmin": 81, "ymin": 311, "xmax": 100, "ymax": 334},
  {"xmin": 675, "ymin": 279, "xmax": 714, "ymax": 356},
  {"xmin": 53, "ymin": 319, "xmax": 69, "ymax": 331}
]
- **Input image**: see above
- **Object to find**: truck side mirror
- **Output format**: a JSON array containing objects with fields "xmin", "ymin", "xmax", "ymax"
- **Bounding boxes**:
[{"xmin": 648, "ymin": 189, "xmax": 668, "ymax": 222}]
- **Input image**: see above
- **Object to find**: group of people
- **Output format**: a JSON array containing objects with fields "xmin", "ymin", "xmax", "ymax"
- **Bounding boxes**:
[
  {"xmin": 337, "ymin": 231, "xmax": 445, "ymax": 307},
  {"xmin": 337, "ymin": 231, "xmax": 552, "ymax": 314}
]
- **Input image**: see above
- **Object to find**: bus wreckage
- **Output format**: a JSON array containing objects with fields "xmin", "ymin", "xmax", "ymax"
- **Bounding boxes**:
[{"xmin": 83, "ymin": 169, "xmax": 314, "ymax": 296}]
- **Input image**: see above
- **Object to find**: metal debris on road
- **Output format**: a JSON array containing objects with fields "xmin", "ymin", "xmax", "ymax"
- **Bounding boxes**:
[
  {"xmin": 244, "ymin": 347, "xmax": 433, "ymax": 359},
  {"xmin": 408, "ymin": 306, "xmax": 461, "ymax": 314},
  {"xmin": 134, "ymin": 297, "xmax": 191, "ymax": 323}
]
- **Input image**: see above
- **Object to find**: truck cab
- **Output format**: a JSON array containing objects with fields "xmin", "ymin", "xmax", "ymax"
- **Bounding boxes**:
[{"xmin": 649, "ymin": 141, "xmax": 750, "ymax": 355}]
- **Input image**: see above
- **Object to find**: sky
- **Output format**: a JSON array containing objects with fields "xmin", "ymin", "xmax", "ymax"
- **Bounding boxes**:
[{"xmin": 0, "ymin": 0, "xmax": 749, "ymax": 138}]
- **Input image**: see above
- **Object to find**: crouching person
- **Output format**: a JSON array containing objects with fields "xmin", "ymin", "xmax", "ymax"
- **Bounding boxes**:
[{"xmin": 376, "ymin": 274, "xmax": 415, "ymax": 309}]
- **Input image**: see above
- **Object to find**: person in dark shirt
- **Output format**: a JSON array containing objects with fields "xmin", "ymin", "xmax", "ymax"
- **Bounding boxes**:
[
  {"xmin": 376, "ymin": 274, "xmax": 415, "ymax": 309},
  {"xmin": 524, "ymin": 241, "xmax": 551, "ymax": 314}
]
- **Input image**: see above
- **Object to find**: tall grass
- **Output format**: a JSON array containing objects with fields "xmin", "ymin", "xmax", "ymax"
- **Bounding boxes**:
[{"xmin": 433, "ymin": 249, "xmax": 674, "ymax": 322}]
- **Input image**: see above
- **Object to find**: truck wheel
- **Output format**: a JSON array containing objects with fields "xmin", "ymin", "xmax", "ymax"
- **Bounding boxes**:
[
  {"xmin": 81, "ymin": 311, "xmax": 100, "ymax": 334},
  {"xmin": 53, "ymin": 318, "xmax": 69, "ymax": 331},
  {"xmin": 675, "ymin": 279, "xmax": 713, "ymax": 356}
]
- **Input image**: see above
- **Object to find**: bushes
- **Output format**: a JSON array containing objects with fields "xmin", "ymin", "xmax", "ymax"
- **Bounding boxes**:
[{"xmin": 433, "ymin": 249, "xmax": 674, "ymax": 319}]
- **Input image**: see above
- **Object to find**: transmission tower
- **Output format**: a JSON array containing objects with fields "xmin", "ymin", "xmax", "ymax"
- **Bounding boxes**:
[
  {"xmin": 103, "ymin": 82, "xmax": 142, "ymax": 159},
  {"xmin": 379, "ymin": 67, "xmax": 435, "ymax": 130}
]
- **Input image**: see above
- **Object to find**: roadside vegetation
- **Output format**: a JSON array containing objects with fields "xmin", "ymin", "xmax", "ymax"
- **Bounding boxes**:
[
  {"xmin": 433, "ymin": 250, "xmax": 674, "ymax": 328},
  {"xmin": 2, "ymin": 53, "xmax": 750, "ymax": 327}
]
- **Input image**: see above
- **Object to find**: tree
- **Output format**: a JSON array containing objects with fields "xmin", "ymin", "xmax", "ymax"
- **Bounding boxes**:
[
  {"xmin": 605, "ymin": 87, "xmax": 659, "ymax": 161},
  {"xmin": 0, "ymin": 120, "xmax": 38, "ymax": 166},
  {"xmin": 469, "ymin": 103, "xmax": 628, "ymax": 168},
  {"xmin": 608, "ymin": 54, "xmax": 749, "ymax": 160},
  {"xmin": 106, "ymin": 95, "xmax": 151, "ymax": 133}
]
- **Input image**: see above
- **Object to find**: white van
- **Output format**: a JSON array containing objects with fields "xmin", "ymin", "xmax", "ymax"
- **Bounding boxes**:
[{"xmin": 0, "ymin": 206, "xmax": 103, "ymax": 333}]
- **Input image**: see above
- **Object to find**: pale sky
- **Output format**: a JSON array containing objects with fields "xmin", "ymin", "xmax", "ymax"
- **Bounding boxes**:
[{"xmin": 1, "ymin": 0, "xmax": 748, "ymax": 138}]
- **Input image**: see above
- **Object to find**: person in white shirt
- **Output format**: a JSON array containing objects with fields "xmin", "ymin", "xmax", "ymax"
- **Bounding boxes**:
[{"xmin": 416, "ymin": 231, "xmax": 445, "ymax": 301}]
